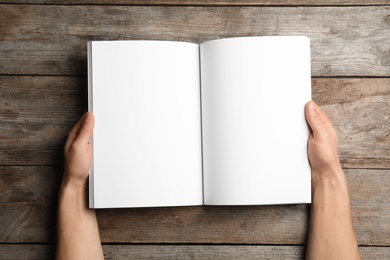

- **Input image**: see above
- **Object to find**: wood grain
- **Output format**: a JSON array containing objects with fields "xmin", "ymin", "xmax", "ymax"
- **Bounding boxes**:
[
  {"xmin": 0, "ymin": 166, "xmax": 62, "ymax": 205},
  {"xmin": 0, "ymin": 76, "xmax": 86, "ymax": 165},
  {"xmin": 1, "ymin": 166, "xmax": 389, "ymax": 245},
  {"xmin": 1, "ymin": 1, "xmax": 388, "ymax": 257},
  {"xmin": 0, "ymin": 244, "xmax": 389, "ymax": 260},
  {"xmin": 0, "ymin": 244, "xmax": 55, "ymax": 260},
  {"xmin": 0, "ymin": 5, "xmax": 389, "ymax": 76},
  {"xmin": 312, "ymin": 78, "xmax": 390, "ymax": 169},
  {"xmin": 1, "ymin": 76, "xmax": 389, "ymax": 168},
  {"xmin": 101, "ymin": 245, "xmax": 390, "ymax": 259},
  {"xmin": 1, "ymin": 0, "xmax": 389, "ymax": 5}
]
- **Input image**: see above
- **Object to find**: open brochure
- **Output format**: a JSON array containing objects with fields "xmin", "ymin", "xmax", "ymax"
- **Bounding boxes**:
[{"xmin": 88, "ymin": 36, "xmax": 312, "ymax": 208}]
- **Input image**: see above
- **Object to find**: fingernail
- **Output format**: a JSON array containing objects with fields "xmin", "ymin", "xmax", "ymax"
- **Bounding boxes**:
[
  {"xmin": 309, "ymin": 101, "xmax": 317, "ymax": 111},
  {"xmin": 85, "ymin": 112, "xmax": 92, "ymax": 121}
]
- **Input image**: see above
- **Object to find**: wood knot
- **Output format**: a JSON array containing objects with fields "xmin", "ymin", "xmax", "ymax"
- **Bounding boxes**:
[
  {"xmin": 386, "ymin": 15, "xmax": 390, "ymax": 26},
  {"xmin": 381, "ymin": 52, "xmax": 390, "ymax": 67}
]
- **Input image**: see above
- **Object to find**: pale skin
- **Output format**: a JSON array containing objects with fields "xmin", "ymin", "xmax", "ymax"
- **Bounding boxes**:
[
  {"xmin": 57, "ymin": 101, "xmax": 361, "ymax": 259},
  {"xmin": 305, "ymin": 101, "xmax": 361, "ymax": 260},
  {"xmin": 57, "ymin": 112, "xmax": 104, "ymax": 260}
]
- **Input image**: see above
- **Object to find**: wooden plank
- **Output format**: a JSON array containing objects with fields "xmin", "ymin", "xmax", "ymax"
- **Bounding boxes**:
[
  {"xmin": 0, "ymin": 245, "xmax": 389, "ymax": 260},
  {"xmin": 0, "ymin": 76, "xmax": 86, "ymax": 165},
  {"xmin": 312, "ymin": 78, "xmax": 390, "ymax": 169},
  {"xmin": 0, "ymin": 166, "xmax": 60, "ymax": 243},
  {"xmin": 102, "ymin": 245, "xmax": 390, "ymax": 259},
  {"xmin": 0, "ymin": 203, "xmax": 309, "ymax": 244},
  {"xmin": 0, "ymin": 204, "xmax": 57, "ymax": 243},
  {"xmin": 347, "ymin": 169, "xmax": 390, "ymax": 245},
  {"xmin": 1, "ymin": 76, "xmax": 389, "ymax": 168},
  {"xmin": 0, "ymin": 5, "xmax": 389, "ymax": 76},
  {"xmin": 1, "ymin": 166, "xmax": 389, "ymax": 245},
  {"xmin": 0, "ymin": 244, "xmax": 55, "ymax": 260},
  {"xmin": 1, "ymin": 0, "xmax": 389, "ymax": 6},
  {"xmin": 0, "ymin": 166, "xmax": 62, "ymax": 205}
]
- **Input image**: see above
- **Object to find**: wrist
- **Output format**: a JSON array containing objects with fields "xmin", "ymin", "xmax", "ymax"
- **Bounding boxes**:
[
  {"xmin": 59, "ymin": 169, "xmax": 90, "ymax": 211},
  {"xmin": 61, "ymin": 168, "xmax": 89, "ymax": 190},
  {"xmin": 311, "ymin": 164, "xmax": 350, "ymax": 201},
  {"xmin": 58, "ymin": 183, "xmax": 90, "ymax": 215},
  {"xmin": 59, "ymin": 178, "xmax": 87, "ymax": 201},
  {"xmin": 312, "ymin": 162, "xmax": 344, "ymax": 184}
]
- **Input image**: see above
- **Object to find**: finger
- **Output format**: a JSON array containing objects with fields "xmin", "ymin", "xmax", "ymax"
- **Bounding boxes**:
[
  {"xmin": 65, "ymin": 112, "xmax": 88, "ymax": 151},
  {"xmin": 305, "ymin": 101, "xmax": 334, "ymax": 138},
  {"xmin": 73, "ymin": 112, "xmax": 95, "ymax": 147}
]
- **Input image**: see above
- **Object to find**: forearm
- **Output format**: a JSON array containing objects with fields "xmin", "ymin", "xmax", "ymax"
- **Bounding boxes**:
[
  {"xmin": 56, "ymin": 182, "xmax": 103, "ymax": 260},
  {"xmin": 306, "ymin": 166, "xmax": 360, "ymax": 260}
]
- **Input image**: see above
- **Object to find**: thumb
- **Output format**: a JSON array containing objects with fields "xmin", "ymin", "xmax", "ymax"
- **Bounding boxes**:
[
  {"xmin": 74, "ymin": 112, "xmax": 95, "ymax": 145},
  {"xmin": 305, "ymin": 101, "xmax": 333, "ymax": 138}
]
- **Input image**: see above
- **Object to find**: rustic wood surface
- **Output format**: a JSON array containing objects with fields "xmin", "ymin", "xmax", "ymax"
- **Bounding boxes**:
[
  {"xmin": 1, "ymin": 0, "xmax": 389, "ymax": 5},
  {"xmin": 1, "ymin": 245, "xmax": 390, "ymax": 260},
  {"xmin": 0, "ymin": 1, "xmax": 389, "ymax": 259},
  {"xmin": 1, "ymin": 167, "xmax": 389, "ymax": 245},
  {"xmin": 0, "ymin": 5, "xmax": 389, "ymax": 76},
  {"xmin": 1, "ymin": 77, "xmax": 389, "ymax": 168}
]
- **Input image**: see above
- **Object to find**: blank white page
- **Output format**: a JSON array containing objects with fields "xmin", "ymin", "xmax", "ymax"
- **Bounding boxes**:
[
  {"xmin": 200, "ymin": 36, "xmax": 311, "ymax": 205},
  {"xmin": 89, "ymin": 41, "xmax": 202, "ymax": 208}
]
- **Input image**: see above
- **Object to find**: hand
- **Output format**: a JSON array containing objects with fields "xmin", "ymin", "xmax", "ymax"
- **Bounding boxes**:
[
  {"xmin": 305, "ymin": 101, "xmax": 361, "ymax": 260},
  {"xmin": 305, "ymin": 101, "xmax": 342, "ymax": 184},
  {"xmin": 57, "ymin": 112, "xmax": 103, "ymax": 260},
  {"xmin": 63, "ymin": 112, "xmax": 95, "ymax": 188}
]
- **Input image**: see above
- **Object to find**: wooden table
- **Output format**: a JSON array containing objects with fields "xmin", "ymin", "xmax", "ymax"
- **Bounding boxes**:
[{"xmin": 1, "ymin": 1, "xmax": 389, "ymax": 259}]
